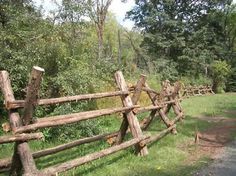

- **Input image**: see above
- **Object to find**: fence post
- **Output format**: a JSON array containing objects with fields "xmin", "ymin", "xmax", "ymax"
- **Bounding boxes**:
[
  {"xmin": 0, "ymin": 71, "xmax": 38, "ymax": 175},
  {"xmin": 23, "ymin": 66, "xmax": 44, "ymax": 125},
  {"xmin": 145, "ymin": 83, "xmax": 176, "ymax": 133},
  {"xmin": 115, "ymin": 74, "xmax": 146, "ymax": 145},
  {"xmin": 114, "ymin": 71, "xmax": 148, "ymax": 156},
  {"xmin": 166, "ymin": 82, "xmax": 184, "ymax": 122}
]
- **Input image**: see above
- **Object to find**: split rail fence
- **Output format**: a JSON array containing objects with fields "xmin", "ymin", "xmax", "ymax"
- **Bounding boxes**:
[
  {"xmin": 0, "ymin": 67, "xmax": 184, "ymax": 175},
  {"xmin": 182, "ymin": 85, "xmax": 215, "ymax": 97}
]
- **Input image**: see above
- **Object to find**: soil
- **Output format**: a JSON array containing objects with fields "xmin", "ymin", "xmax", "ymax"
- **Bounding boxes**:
[{"xmin": 180, "ymin": 111, "xmax": 236, "ymax": 175}]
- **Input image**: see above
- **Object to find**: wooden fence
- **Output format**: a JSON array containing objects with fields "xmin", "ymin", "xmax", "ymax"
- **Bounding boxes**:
[
  {"xmin": 182, "ymin": 85, "xmax": 215, "ymax": 97},
  {"xmin": 0, "ymin": 67, "xmax": 184, "ymax": 175}
]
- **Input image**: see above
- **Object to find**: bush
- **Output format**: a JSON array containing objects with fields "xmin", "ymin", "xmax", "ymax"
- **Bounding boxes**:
[
  {"xmin": 180, "ymin": 75, "xmax": 212, "ymax": 86},
  {"xmin": 226, "ymin": 66, "xmax": 236, "ymax": 92},
  {"xmin": 210, "ymin": 60, "xmax": 231, "ymax": 93}
]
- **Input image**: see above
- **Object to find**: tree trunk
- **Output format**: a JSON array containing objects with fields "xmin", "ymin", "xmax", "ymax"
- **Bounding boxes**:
[
  {"xmin": 118, "ymin": 29, "xmax": 122, "ymax": 66},
  {"xmin": 97, "ymin": 23, "xmax": 104, "ymax": 59}
]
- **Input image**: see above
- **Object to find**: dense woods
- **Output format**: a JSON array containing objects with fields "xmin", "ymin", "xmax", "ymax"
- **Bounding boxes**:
[
  {"xmin": 0, "ymin": 0, "xmax": 236, "ymax": 141},
  {"xmin": 127, "ymin": 0, "xmax": 236, "ymax": 91}
]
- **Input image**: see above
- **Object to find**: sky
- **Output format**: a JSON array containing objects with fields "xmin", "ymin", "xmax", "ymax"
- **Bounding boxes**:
[
  {"xmin": 33, "ymin": 0, "xmax": 135, "ymax": 29},
  {"xmin": 34, "ymin": 0, "xmax": 236, "ymax": 30}
]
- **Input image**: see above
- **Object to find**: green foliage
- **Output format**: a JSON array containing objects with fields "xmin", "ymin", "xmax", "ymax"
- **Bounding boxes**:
[
  {"xmin": 41, "ymin": 103, "xmax": 101, "ymax": 142},
  {"xmin": 154, "ymin": 60, "xmax": 179, "ymax": 82},
  {"xmin": 1, "ymin": 1, "xmax": 236, "ymax": 173},
  {"xmin": 127, "ymin": 0, "xmax": 235, "ymax": 86},
  {"xmin": 0, "ymin": 1, "xmax": 122, "ymax": 139},
  {"xmin": 180, "ymin": 75, "xmax": 212, "ymax": 86},
  {"xmin": 226, "ymin": 66, "xmax": 236, "ymax": 92},
  {"xmin": 210, "ymin": 60, "xmax": 231, "ymax": 93},
  {"xmin": 0, "ymin": 0, "xmax": 236, "ymax": 145}
]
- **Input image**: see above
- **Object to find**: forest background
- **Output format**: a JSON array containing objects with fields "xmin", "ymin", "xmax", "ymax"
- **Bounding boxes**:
[{"xmin": 0, "ymin": 0, "xmax": 236, "ymax": 141}]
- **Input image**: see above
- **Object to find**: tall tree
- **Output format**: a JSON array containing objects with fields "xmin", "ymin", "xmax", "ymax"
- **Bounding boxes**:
[
  {"xmin": 87, "ymin": 0, "xmax": 113, "ymax": 59},
  {"xmin": 127, "ymin": 0, "xmax": 233, "ymax": 76}
]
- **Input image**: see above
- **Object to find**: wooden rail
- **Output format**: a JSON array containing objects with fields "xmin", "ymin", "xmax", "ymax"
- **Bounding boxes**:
[
  {"xmin": 42, "ymin": 136, "xmax": 149, "ymax": 175},
  {"xmin": 6, "ymin": 91, "xmax": 129, "ymax": 110},
  {"xmin": 0, "ymin": 132, "xmax": 119, "ymax": 172},
  {"xmin": 15, "ymin": 106, "xmax": 139, "ymax": 134},
  {"xmin": 0, "ymin": 133, "xmax": 43, "ymax": 144},
  {"xmin": 144, "ymin": 125, "xmax": 176, "ymax": 144},
  {"xmin": 0, "ymin": 67, "xmax": 185, "ymax": 175},
  {"xmin": 182, "ymin": 85, "xmax": 215, "ymax": 97}
]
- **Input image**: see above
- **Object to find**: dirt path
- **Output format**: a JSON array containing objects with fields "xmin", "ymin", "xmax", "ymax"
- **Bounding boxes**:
[
  {"xmin": 194, "ymin": 140, "xmax": 236, "ymax": 176},
  {"xmin": 195, "ymin": 116, "xmax": 236, "ymax": 158},
  {"xmin": 183, "ymin": 112, "xmax": 236, "ymax": 175}
]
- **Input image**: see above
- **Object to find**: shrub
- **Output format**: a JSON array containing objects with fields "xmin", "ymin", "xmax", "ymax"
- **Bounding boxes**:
[{"xmin": 210, "ymin": 60, "xmax": 231, "ymax": 93}]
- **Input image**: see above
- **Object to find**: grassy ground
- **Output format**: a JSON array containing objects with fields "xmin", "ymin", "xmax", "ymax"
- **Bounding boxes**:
[{"xmin": 0, "ymin": 93, "xmax": 236, "ymax": 176}]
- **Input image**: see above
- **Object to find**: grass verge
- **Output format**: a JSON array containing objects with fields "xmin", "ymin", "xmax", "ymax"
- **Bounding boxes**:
[{"xmin": 0, "ymin": 93, "xmax": 236, "ymax": 176}]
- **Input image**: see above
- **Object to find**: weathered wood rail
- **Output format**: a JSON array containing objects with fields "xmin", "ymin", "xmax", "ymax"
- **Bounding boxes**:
[
  {"xmin": 182, "ymin": 85, "xmax": 215, "ymax": 97},
  {"xmin": 0, "ymin": 67, "xmax": 184, "ymax": 175}
]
